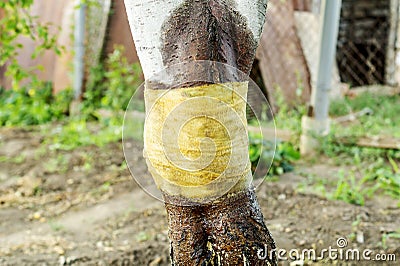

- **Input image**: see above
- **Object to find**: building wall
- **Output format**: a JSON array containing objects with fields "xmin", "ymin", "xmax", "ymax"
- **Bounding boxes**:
[
  {"xmin": 0, "ymin": 0, "xmax": 139, "ymax": 92},
  {"xmin": 0, "ymin": 0, "xmax": 74, "ymax": 90},
  {"xmin": 105, "ymin": 0, "xmax": 139, "ymax": 64}
]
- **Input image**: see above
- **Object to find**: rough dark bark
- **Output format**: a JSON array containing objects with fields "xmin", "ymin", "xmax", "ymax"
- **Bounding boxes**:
[
  {"xmin": 159, "ymin": 0, "xmax": 257, "ymax": 89},
  {"xmin": 164, "ymin": 188, "xmax": 276, "ymax": 265}
]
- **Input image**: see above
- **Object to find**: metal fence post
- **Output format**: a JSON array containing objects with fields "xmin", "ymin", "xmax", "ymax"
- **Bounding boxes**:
[
  {"xmin": 300, "ymin": 0, "xmax": 342, "ymax": 155},
  {"xmin": 73, "ymin": 0, "xmax": 86, "ymax": 100}
]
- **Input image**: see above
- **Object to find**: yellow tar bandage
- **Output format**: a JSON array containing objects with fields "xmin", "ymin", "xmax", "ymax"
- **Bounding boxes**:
[{"xmin": 144, "ymin": 82, "xmax": 252, "ymax": 201}]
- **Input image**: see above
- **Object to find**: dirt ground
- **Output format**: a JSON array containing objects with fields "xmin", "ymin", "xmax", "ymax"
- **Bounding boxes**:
[{"xmin": 0, "ymin": 127, "xmax": 399, "ymax": 265}]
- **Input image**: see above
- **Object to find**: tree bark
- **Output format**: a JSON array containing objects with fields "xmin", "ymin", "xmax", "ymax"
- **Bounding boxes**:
[
  {"xmin": 124, "ymin": 1, "xmax": 276, "ymax": 265},
  {"xmin": 165, "ymin": 188, "xmax": 276, "ymax": 265}
]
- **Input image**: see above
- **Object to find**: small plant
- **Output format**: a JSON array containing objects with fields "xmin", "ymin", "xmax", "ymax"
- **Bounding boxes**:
[
  {"xmin": 0, "ymin": 1, "xmax": 71, "ymax": 126},
  {"xmin": 301, "ymin": 159, "xmax": 399, "ymax": 206},
  {"xmin": 135, "ymin": 231, "xmax": 150, "ymax": 242},
  {"xmin": 362, "ymin": 157, "xmax": 400, "ymax": 201},
  {"xmin": 347, "ymin": 215, "xmax": 363, "ymax": 242},
  {"xmin": 83, "ymin": 46, "xmax": 142, "ymax": 113},
  {"xmin": 273, "ymin": 86, "xmax": 306, "ymax": 135},
  {"xmin": 249, "ymin": 132, "xmax": 300, "ymax": 177},
  {"xmin": 329, "ymin": 171, "xmax": 367, "ymax": 206},
  {"xmin": 381, "ymin": 230, "xmax": 400, "ymax": 249},
  {"xmin": 0, "ymin": 0, "xmax": 62, "ymax": 90},
  {"xmin": 312, "ymin": 92, "xmax": 400, "ymax": 204},
  {"xmin": 48, "ymin": 220, "xmax": 65, "ymax": 232},
  {"xmin": 43, "ymin": 154, "xmax": 69, "ymax": 174},
  {"xmin": 296, "ymin": 173, "xmax": 330, "ymax": 196}
]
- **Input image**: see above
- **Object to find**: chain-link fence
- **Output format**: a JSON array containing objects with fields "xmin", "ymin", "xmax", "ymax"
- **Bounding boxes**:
[
  {"xmin": 337, "ymin": 0, "xmax": 392, "ymax": 87},
  {"xmin": 255, "ymin": 0, "xmax": 398, "ymax": 107},
  {"xmin": 86, "ymin": 0, "xmax": 112, "ymax": 71}
]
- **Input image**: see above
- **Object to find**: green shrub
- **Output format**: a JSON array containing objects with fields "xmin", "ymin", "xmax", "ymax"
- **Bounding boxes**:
[
  {"xmin": 0, "ymin": 0, "xmax": 61, "ymax": 90},
  {"xmin": 83, "ymin": 46, "xmax": 142, "ymax": 114},
  {"xmin": 0, "ymin": 85, "xmax": 73, "ymax": 126}
]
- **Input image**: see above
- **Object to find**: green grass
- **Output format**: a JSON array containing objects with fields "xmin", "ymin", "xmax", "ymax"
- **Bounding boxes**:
[
  {"xmin": 329, "ymin": 171, "xmax": 371, "ymax": 206},
  {"xmin": 253, "ymin": 88, "xmax": 400, "ymax": 205},
  {"xmin": 330, "ymin": 92, "xmax": 400, "ymax": 138},
  {"xmin": 282, "ymin": 92, "xmax": 400, "ymax": 206},
  {"xmin": 322, "ymin": 93, "xmax": 400, "ymax": 204},
  {"xmin": 41, "ymin": 115, "xmax": 123, "ymax": 151}
]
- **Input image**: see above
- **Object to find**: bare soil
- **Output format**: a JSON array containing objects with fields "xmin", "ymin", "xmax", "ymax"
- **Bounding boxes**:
[{"xmin": 0, "ymin": 127, "xmax": 399, "ymax": 265}]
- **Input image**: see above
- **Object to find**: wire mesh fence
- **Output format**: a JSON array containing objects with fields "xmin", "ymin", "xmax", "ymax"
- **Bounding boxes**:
[
  {"xmin": 337, "ymin": 0, "xmax": 391, "ymax": 87},
  {"xmin": 256, "ymin": 0, "xmax": 398, "ymax": 107},
  {"xmin": 86, "ymin": 0, "xmax": 112, "ymax": 71}
]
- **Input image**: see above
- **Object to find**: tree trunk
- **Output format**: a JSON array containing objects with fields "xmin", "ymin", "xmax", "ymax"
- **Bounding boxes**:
[
  {"xmin": 124, "ymin": 0, "xmax": 276, "ymax": 265},
  {"xmin": 164, "ymin": 189, "xmax": 276, "ymax": 265}
]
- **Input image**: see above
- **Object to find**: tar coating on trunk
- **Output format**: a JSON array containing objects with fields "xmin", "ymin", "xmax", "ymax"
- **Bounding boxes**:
[
  {"xmin": 159, "ymin": 0, "xmax": 257, "ymax": 88},
  {"xmin": 164, "ymin": 188, "xmax": 277, "ymax": 265}
]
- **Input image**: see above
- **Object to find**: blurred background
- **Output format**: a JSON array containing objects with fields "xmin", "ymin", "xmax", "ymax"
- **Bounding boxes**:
[{"xmin": 0, "ymin": 0, "xmax": 399, "ymax": 265}]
